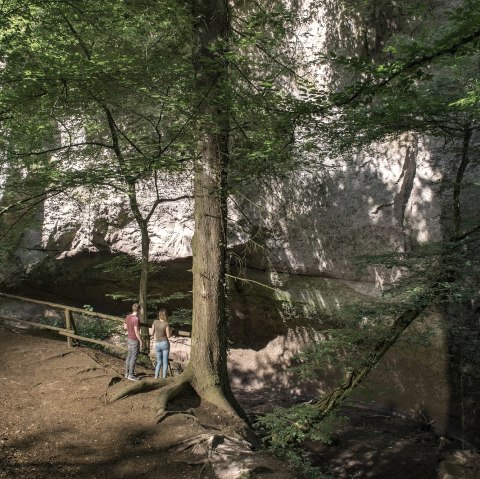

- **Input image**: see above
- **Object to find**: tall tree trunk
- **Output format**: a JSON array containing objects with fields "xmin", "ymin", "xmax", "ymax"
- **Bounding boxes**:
[
  {"xmin": 127, "ymin": 182, "xmax": 149, "ymax": 329},
  {"xmin": 114, "ymin": 0, "xmax": 245, "ymax": 423},
  {"xmin": 105, "ymin": 104, "xmax": 150, "ymax": 330},
  {"xmin": 138, "ymin": 220, "xmax": 150, "ymax": 345},
  {"xmin": 185, "ymin": 0, "xmax": 243, "ymax": 416}
]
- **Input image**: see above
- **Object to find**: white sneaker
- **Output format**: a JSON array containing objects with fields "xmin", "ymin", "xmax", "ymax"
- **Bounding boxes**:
[{"xmin": 127, "ymin": 374, "xmax": 140, "ymax": 381}]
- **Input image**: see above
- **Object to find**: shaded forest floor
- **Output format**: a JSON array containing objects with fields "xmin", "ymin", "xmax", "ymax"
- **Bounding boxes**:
[{"xmin": 0, "ymin": 321, "xmax": 454, "ymax": 479}]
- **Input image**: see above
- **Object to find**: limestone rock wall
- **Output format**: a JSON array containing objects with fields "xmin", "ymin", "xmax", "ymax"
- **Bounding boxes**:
[
  {"xmin": 1, "ymin": 0, "xmax": 479, "ymax": 446},
  {"xmin": 235, "ymin": 134, "xmax": 447, "ymax": 283},
  {"xmin": 27, "ymin": 172, "xmax": 195, "ymax": 264}
]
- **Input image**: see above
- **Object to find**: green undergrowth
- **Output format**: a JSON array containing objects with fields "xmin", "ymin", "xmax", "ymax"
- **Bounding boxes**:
[{"xmin": 255, "ymin": 405, "xmax": 345, "ymax": 478}]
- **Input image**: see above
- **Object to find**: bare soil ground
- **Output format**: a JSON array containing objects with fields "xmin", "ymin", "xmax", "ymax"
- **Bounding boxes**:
[
  {"xmin": 0, "ymin": 320, "xmax": 447, "ymax": 479},
  {"xmin": 0, "ymin": 322, "xmax": 293, "ymax": 479}
]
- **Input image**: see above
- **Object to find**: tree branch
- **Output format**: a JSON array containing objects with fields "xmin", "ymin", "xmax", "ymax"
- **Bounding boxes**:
[
  {"xmin": 11, "ymin": 141, "xmax": 113, "ymax": 157},
  {"xmin": 453, "ymin": 125, "xmax": 472, "ymax": 236},
  {"xmin": 63, "ymin": 16, "xmax": 92, "ymax": 60},
  {"xmin": 144, "ymin": 194, "xmax": 193, "ymax": 223},
  {"xmin": 329, "ymin": 28, "xmax": 480, "ymax": 110},
  {"xmin": 0, "ymin": 188, "xmax": 65, "ymax": 217},
  {"xmin": 0, "ymin": 189, "xmax": 66, "ymax": 241}
]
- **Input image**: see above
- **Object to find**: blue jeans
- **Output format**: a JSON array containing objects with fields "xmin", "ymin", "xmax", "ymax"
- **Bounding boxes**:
[
  {"xmin": 155, "ymin": 340, "xmax": 170, "ymax": 379},
  {"xmin": 125, "ymin": 338, "xmax": 139, "ymax": 376}
]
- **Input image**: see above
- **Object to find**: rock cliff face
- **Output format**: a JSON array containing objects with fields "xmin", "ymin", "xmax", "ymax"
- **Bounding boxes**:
[
  {"xmin": 5, "ymin": 1, "xmax": 469, "ymax": 286},
  {"xmin": 10, "ymin": 172, "xmax": 195, "ymax": 278},
  {"xmin": 234, "ymin": 134, "xmax": 447, "ymax": 284},
  {"xmin": 8, "ymin": 133, "xmax": 455, "ymax": 285},
  {"xmin": 4, "ymin": 125, "xmax": 475, "ymax": 446}
]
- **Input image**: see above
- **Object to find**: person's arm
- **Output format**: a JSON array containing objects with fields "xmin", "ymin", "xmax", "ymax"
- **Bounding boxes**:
[
  {"xmin": 134, "ymin": 319, "xmax": 143, "ymax": 347},
  {"xmin": 149, "ymin": 322, "xmax": 155, "ymax": 337},
  {"xmin": 166, "ymin": 325, "xmax": 171, "ymax": 339}
]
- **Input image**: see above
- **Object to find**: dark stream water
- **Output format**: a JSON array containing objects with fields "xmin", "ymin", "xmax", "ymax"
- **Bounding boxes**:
[{"xmin": 13, "ymin": 252, "xmax": 193, "ymax": 318}]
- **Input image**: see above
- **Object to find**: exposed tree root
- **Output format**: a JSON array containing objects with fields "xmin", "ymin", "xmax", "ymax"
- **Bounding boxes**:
[
  {"xmin": 75, "ymin": 366, "xmax": 101, "ymax": 374},
  {"xmin": 154, "ymin": 409, "xmax": 198, "ymax": 424},
  {"xmin": 36, "ymin": 351, "xmax": 74, "ymax": 362},
  {"xmin": 79, "ymin": 373, "xmax": 109, "ymax": 381},
  {"xmin": 101, "ymin": 375, "xmax": 123, "ymax": 402},
  {"xmin": 82, "ymin": 350, "xmax": 120, "ymax": 376},
  {"xmin": 193, "ymin": 382, "xmax": 243, "ymax": 419},
  {"xmin": 169, "ymin": 433, "xmax": 214, "ymax": 453},
  {"xmin": 107, "ymin": 365, "xmax": 251, "ymax": 446},
  {"xmin": 105, "ymin": 375, "xmax": 122, "ymax": 389},
  {"xmin": 108, "ymin": 378, "xmax": 165, "ymax": 403},
  {"xmin": 196, "ymin": 461, "xmax": 213, "ymax": 479},
  {"xmin": 169, "ymin": 432, "xmax": 258, "ymax": 479},
  {"xmin": 154, "ymin": 373, "xmax": 195, "ymax": 423},
  {"xmin": 169, "ymin": 433, "xmax": 223, "ymax": 478}
]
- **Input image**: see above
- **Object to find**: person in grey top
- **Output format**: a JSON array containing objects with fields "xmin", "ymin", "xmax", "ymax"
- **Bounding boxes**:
[
  {"xmin": 124, "ymin": 303, "xmax": 143, "ymax": 381},
  {"xmin": 149, "ymin": 308, "xmax": 171, "ymax": 379}
]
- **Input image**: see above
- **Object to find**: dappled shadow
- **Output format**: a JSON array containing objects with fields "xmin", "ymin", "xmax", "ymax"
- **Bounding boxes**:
[
  {"xmin": 0, "ymin": 324, "xmax": 200, "ymax": 479},
  {"xmin": 227, "ymin": 306, "xmax": 450, "ymax": 432},
  {"xmin": 0, "ymin": 161, "xmax": 49, "ymax": 289},
  {"xmin": 234, "ymin": 134, "xmax": 442, "ymax": 283},
  {"xmin": 0, "ymin": 421, "xmax": 201, "ymax": 479},
  {"xmin": 307, "ymin": 406, "xmax": 441, "ymax": 479},
  {"xmin": 0, "ymin": 324, "xmax": 296, "ymax": 479},
  {"xmin": 1, "ymin": 0, "xmax": 477, "ymax": 459}
]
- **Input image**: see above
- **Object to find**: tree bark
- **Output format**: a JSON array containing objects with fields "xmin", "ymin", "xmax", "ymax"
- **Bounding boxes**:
[
  {"xmin": 138, "ymin": 220, "xmax": 150, "ymax": 344},
  {"xmin": 182, "ymin": 0, "xmax": 243, "ymax": 417},
  {"xmin": 105, "ymin": 104, "xmax": 150, "ymax": 329}
]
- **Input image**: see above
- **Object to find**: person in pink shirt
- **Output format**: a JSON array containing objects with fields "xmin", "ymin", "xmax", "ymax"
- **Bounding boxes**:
[{"xmin": 124, "ymin": 303, "xmax": 143, "ymax": 380}]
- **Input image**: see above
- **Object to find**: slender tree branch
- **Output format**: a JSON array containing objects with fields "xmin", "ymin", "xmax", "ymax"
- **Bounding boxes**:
[
  {"xmin": 453, "ymin": 125, "xmax": 472, "ymax": 236},
  {"xmin": 451, "ymin": 221, "xmax": 480, "ymax": 243},
  {"xmin": 101, "ymin": 102, "xmax": 130, "ymax": 176},
  {"xmin": 0, "ymin": 188, "xmax": 65, "ymax": 217},
  {"xmin": 145, "ymin": 194, "xmax": 193, "ymax": 223},
  {"xmin": 63, "ymin": 16, "xmax": 92, "ymax": 60},
  {"xmin": 11, "ymin": 141, "xmax": 113, "ymax": 157},
  {"xmin": 225, "ymin": 273, "xmax": 280, "ymax": 292},
  {"xmin": 157, "ymin": 80, "xmax": 217, "ymax": 159},
  {"xmin": 231, "ymin": 25, "xmax": 300, "ymax": 79},
  {"xmin": 328, "ymin": 28, "xmax": 480, "ymax": 110},
  {"xmin": 0, "ymin": 190, "xmax": 66, "ymax": 241},
  {"xmin": 115, "ymin": 124, "xmax": 148, "ymax": 161}
]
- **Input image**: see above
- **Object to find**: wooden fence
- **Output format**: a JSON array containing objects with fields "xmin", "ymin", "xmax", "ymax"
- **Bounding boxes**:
[{"xmin": 0, "ymin": 292, "xmax": 190, "ymax": 355}]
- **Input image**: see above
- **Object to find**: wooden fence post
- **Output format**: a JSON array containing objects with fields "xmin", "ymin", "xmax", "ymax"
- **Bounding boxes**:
[{"xmin": 64, "ymin": 309, "xmax": 73, "ymax": 347}]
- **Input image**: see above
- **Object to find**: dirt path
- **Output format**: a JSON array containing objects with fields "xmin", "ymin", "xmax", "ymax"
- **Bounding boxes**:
[
  {"xmin": 0, "ymin": 323, "xmax": 295, "ymax": 479},
  {"xmin": 0, "ymin": 325, "xmax": 195, "ymax": 478}
]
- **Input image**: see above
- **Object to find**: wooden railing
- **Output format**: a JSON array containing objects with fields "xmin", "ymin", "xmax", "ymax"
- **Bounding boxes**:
[
  {"xmin": 0, "ymin": 292, "xmax": 190, "ymax": 354},
  {"xmin": 0, "ymin": 292, "xmax": 132, "ymax": 351}
]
